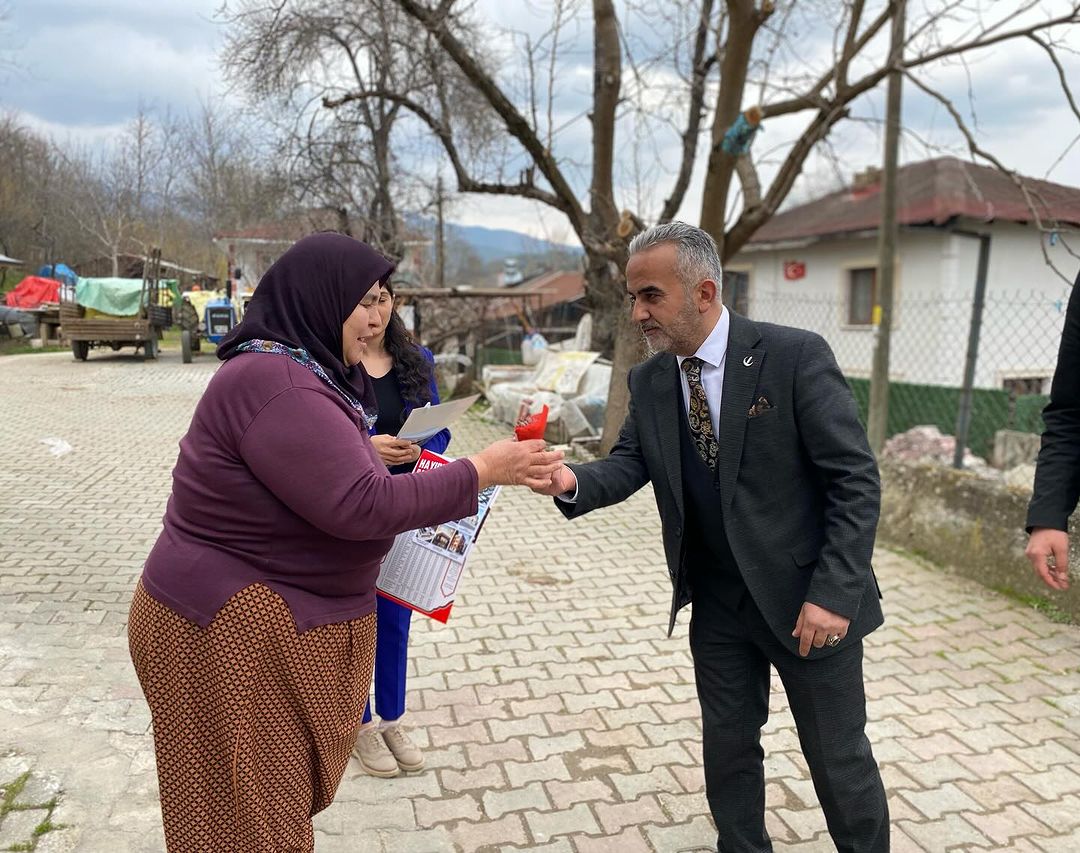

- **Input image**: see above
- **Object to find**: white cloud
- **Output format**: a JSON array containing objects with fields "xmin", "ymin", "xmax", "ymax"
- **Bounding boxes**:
[
  {"xmin": 3, "ymin": 0, "xmax": 1078, "ymax": 239},
  {"xmin": 4, "ymin": 0, "xmax": 224, "ymax": 125}
]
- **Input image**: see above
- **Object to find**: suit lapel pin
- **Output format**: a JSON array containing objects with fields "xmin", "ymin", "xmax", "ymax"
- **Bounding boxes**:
[{"xmin": 742, "ymin": 355, "xmax": 754, "ymax": 367}]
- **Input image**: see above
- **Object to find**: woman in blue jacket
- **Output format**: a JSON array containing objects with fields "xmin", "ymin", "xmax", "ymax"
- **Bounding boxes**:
[{"xmin": 354, "ymin": 277, "xmax": 450, "ymax": 777}]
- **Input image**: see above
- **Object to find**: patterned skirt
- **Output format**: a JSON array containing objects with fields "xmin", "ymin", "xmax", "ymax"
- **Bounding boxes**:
[{"xmin": 129, "ymin": 581, "xmax": 376, "ymax": 852}]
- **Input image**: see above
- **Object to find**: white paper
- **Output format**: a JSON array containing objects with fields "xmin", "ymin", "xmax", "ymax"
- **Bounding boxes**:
[
  {"xmin": 375, "ymin": 449, "xmax": 501, "ymax": 622},
  {"xmin": 396, "ymin": 394, "xmax": 480, "ymax": 442}
]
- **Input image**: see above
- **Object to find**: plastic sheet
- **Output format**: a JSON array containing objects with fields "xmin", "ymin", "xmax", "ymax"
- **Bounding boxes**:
[{"xmin": 483, "ymin": 350, "xmax": 611, "ymax": 443}]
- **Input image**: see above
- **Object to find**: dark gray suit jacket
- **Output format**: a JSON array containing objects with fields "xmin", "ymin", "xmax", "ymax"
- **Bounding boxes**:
[{"xmin": 558, "ymin": 311, "xmax": 884, "ymax": 658}]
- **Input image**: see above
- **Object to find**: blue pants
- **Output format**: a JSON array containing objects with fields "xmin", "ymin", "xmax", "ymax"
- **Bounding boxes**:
[{"xmin": 362, "ymin": 595, "xmax": 412, "ymax": 724}]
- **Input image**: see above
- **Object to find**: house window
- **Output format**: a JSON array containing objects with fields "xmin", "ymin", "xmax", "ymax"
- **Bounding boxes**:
[
  {"xmin": 722, "ymin": 270, "xmax": 750, "ymax": 315},
  {"xmin": 847, "ymin": 267, "xmax": 877, "ymax": 326}
]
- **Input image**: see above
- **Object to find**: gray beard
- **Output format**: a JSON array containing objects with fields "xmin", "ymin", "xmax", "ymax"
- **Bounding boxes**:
[{"xmin": 641, "ymin": 328, "xmax": 662, "ymax": 356}]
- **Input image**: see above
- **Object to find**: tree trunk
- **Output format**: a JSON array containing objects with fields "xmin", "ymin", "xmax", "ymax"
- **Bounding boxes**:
[
  {"xmin": 589, "ymin": 248, "xmax": 642, "ymax": 455},
  {"xmin": 371, "ymin": 122, "xmax": 400, "ymax": 258},
  {"xmin": 335, "ymin": 206, "xmax": 352, "ymax": 236},
  {"xmin": 588, "ymin": 0, "xmax": 631, "ymax": 453},
  {"xmin": 600, "ymin": 302, "xmax": 644, "ymax": 454},
  {"xmin": 699, "ymin": 1, "xmax": 770, "ymax": 256}
]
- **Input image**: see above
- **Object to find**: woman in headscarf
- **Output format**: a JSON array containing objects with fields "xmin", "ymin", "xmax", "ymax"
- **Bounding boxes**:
[{"xmin": 127, "ymin": 232, "xmax": 560, "ymax": 852}]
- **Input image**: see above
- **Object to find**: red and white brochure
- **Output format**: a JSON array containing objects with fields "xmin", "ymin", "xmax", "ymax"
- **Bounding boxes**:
[{"xmin": 375, "ymin": 449, "xmax": 500, "ymax": 622}]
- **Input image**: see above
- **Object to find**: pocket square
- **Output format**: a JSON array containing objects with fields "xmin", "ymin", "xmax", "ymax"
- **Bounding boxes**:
[{"xmin": 748, "ymin": 395, "xmax": 774, "ymax": 418}]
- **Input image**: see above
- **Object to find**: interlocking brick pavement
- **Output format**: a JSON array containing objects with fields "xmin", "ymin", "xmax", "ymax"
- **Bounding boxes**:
[{"xmin": 1, "ymin": 349, "xmax": 1079, "ymax": 852}]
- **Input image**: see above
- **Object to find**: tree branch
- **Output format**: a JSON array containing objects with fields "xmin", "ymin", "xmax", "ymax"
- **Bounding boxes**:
[
  {"xmin": 762, "ymin": 3, "xmax": 890, "ymax": 117},
  {"xmin": 392, "ymin": 0, "xmax": 587, "ymax": 237},
  {"xmin": 835, "ymin": 0, "xmax": 866, "ymax": 95},
  {"xmin": 905, "ymin": 5, "xmax": 1080, "ymax": 72},
  {"xmin": 734, "ymin": 150, "xmax": 761, "ymax": 210},
  {"xmin": 322, "ymin": 89, "xmax": 570, "ymax": 213},
  {"xmin": 723, "ymin": 101, "xmax": 850, "ymax": 260},
  {"xmin": 590, "ymin": 0, "xmax": 621, "ymax": 231},
  {"xmin": 1027, "ymin": 32, "xmax": 1080, "ymax": 128},
  {"xmin": 660, "ymin": 0, "xmax": 715, "ymax": 223}
]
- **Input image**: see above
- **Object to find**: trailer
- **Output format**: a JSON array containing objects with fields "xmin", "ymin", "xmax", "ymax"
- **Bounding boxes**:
[{"xmin": 61, "ymin": 250, "xmax": 177, "ymax": 361}]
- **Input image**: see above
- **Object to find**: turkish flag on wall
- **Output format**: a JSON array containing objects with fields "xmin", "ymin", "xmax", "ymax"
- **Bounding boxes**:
[{"xmin": 783, "ymin": 261, "xmax": 806, "ymax": 281}]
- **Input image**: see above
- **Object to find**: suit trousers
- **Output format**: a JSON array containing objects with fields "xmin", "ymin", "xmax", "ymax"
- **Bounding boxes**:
[
  {"xmin": 689, "ymin": 586, "xmax": 888, "ymax": 853},
  {"xmin": 361, "ymin": 594, "xmax": 412, "ymax": 725}
]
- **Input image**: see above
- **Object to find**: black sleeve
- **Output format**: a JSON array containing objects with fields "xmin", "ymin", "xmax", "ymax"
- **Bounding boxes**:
[{"xmin": 1027, "ymin": 270, "xmax": 1080, "ymax": 532}]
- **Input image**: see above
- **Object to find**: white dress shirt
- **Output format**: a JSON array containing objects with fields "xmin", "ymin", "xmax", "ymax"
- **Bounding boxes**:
[{"xmin": 676, "ymin": 308, "xmax": 729, "ymax": 443}]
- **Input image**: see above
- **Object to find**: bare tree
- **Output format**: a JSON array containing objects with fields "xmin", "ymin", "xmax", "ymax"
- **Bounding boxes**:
[
  {"xmin": 222, "ymin": 0, "xmax": 1080, "ymax": 448},
  {"xmin": 220, "ymin": 0, "xmax": 471, "ymax": 259},
  {"xmin": 176, "ymin": 98, "xmax": 289, "ymax": 258},
  {"xmin": 57, "ymin": 107, "xmax": 174, "ymax": 276},
  {"xmin": 0, "ymin": 115, "xmax": 57, "ymax": 260}
]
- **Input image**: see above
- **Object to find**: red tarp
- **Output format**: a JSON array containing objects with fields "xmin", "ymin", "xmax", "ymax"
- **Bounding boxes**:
[{"xmin": 4, "ymin": 276, "xmax": 61, "ymax": 309}]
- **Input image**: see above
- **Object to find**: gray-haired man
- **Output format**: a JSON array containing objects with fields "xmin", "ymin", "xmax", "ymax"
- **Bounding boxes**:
[{"xmin": 536, "ymin": 222, "xmax": 889, "ymax": 851}]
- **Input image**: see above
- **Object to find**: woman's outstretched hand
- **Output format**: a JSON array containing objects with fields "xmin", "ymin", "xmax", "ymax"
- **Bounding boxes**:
[{"xmin": 469, "ymin": 439, "xmax": 564, "ymax": 490}]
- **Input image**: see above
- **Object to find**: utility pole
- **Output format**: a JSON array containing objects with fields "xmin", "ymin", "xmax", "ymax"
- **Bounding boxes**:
[
  {"xmin": 435, "ymin": 175, "xmax": 446, "ymax": 289},
  {"xmin": 867, "ymin": 0, "xmax": 906, "ymax": 454}
]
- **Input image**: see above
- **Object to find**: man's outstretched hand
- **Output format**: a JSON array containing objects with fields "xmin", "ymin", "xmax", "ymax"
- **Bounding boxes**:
[{"xmin": 531, "ymin": 464, "xmax": 577, "ymax": 497}]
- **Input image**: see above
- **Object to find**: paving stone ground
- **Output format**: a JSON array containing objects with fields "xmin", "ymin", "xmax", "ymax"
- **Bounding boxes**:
[{"xmin": 1, "ymin": 348, "xmax": 1079, "ymax": 853}]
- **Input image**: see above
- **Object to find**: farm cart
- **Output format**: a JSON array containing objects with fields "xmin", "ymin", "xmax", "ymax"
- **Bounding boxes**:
[{"xmin": 61, "ymin": 253, "xmax": 179, "ymax": 361}]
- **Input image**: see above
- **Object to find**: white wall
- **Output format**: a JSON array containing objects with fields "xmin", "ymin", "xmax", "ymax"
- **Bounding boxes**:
[{"xmin": 733, "ymin": 220, "xmax": 1075, "ymax": 390}]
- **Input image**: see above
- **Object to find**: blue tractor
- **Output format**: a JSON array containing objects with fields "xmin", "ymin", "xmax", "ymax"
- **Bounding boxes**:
[{"xmin": 179, "ymin": 293, "xmax": 237, "ymax": 363}]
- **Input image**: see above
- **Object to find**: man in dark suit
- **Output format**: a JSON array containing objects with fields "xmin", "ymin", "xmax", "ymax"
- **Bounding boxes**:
[
  {"xmin": 1025, "ymin": 271, "xmax": 1080, "ymax": 590},
  {"xmin": 535, "ymin": 222, "xmax": 888, "ymax": 852}
]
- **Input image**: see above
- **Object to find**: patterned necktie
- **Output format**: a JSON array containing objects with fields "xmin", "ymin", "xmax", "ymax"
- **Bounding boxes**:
[{"xmin": 682, "ymin": 357, "xmax": 719, "ymax": 472}]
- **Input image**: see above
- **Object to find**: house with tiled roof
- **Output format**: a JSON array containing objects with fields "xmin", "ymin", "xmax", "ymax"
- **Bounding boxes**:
[
  {"xmin": 213, "ymin": 211, "xmax": 343, "ymax": 299},
  {"xmin": 729, "ymin": 157, "xmax": 1080, "ymax": 392}
]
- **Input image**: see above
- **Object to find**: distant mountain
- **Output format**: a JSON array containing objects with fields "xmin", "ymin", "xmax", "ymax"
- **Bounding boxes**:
[{"xmin": 407, "ymin": 215, "xmax": 582, "ymax": 264}]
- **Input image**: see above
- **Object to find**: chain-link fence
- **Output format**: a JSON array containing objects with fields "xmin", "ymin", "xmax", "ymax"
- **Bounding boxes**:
[
  {"xmin": 419, "ymin": 278, "xmax": 1071, "ymax": 465},
  {"xmin": 744, "ymin": 286, "xmax": 1072, "ymax": 462}
]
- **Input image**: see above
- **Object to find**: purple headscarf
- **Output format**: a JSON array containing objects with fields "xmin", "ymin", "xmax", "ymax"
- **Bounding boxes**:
[{"xmin": 217, "ymin": 232, "xmax": 394, "ymax": 410}]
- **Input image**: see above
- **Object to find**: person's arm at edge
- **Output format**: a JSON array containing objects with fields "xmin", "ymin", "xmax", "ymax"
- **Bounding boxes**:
[
  {"xmin": 1027, "ymin": 275, "xmax": 1080, "ymax": 532},
  {"xmin": 1025, "ymin": 271, "xmax": 1080, "ymax": 589}
]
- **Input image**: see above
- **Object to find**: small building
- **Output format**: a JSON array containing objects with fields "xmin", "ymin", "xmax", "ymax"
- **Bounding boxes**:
[
  {"xmin": 213, "ymin": 221, "xmax": 310, "ymax": 300},
  {"xmin": 485, "ymin": 269, "xmax": 587, "ymax": 345},
  {"xmin": 731, "ymin": 157, "xmax": 1080, "ymax": 392}
]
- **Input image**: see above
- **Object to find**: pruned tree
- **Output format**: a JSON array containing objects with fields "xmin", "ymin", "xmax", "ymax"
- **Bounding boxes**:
[{"xmin": 223, "ymin": 0, "xmax": 1080, "ymax": 449}]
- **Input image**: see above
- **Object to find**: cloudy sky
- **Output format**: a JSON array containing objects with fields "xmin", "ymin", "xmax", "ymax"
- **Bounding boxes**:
[{"xmin": 3, "ymin": 0, "xmax": 1079, "ymax": 244}]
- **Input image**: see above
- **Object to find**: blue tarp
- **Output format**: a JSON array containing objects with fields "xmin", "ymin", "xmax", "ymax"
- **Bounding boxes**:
[{"xmin": 37, "ymin": 263, "xmax": 77, "ymax": 286}]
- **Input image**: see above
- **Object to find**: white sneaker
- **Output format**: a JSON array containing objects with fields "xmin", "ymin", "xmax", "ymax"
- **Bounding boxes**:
[{"xmin": 353, "ymin": 723, "xmax": 399, "ymax": 778}]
